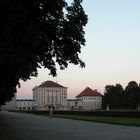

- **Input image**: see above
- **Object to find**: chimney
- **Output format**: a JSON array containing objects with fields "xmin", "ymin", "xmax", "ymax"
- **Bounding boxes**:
[{"xmin": 93, "ymin": 89, "xmax": 97, "ymax": 92}]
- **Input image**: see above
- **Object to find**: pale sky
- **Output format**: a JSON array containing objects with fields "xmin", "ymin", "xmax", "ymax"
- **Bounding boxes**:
[{"xmin": 17, "ymin": 0, "xmax": 140, "ymax": 99}]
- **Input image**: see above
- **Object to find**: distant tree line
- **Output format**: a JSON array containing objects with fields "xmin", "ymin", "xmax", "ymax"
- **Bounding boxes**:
[{"xmin": 102, "ymin": 81, "xmax": 140, "ymax": 110}]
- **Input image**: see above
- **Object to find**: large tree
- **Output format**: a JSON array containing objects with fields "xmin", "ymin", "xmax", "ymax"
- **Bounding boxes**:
[
  {"xmin": 103, "ymin": 84, "xmax": 124, "ymax": 109},
  {"xmin": 124, "ymin": 81, "xmax": 140, "ymax": 109},
  {"xmin": 0, "ymin": 0, "xmax": 88, "ymax": 105}
]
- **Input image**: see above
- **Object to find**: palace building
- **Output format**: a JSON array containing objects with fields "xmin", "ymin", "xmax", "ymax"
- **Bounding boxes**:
[
  {"xmin": 67, "ymin": 87, "xmax": 102, "ymax": 111},
  {"xmin": 32, "ymin": 81, "xmax": 68, "ymax": 111},
  {"xmin": 1, "ymin": 81, "xmax": 102, "ymax": 111},
  {"xmin": 76, "ymin": 87, "xmax": 102, "ymax": 110},
  {"xmin": 16, "ymin": 99, "xmax": 35, "ymax": 111}
]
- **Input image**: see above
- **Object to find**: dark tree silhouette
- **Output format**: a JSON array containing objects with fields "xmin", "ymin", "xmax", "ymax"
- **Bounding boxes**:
[
  {"xmin": 103, "ymin": 84, "xmax": 124, "ymax": 109},
  {"xmin": 103, "ymin": 81, "xmax": 140, "ymax": 110},
  {"xmin": 0, "ymin": 0, "xmax": 88, "ymax": 104},
  {"xmin": 124, "ymin": 81, "xmax": 140, "ymax": 109}
]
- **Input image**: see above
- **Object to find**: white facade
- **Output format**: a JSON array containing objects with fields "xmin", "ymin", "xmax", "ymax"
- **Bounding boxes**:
[
  {"xmin": 76, "ymin": 96, "xmax": 102, "ymax": 110},
  {"xmin": 67, "ymin": 99, "xmax": 82, "ymax": 110},
  {"xmin": 1, "ymin": 82, "xmax": 102, "ymax": 111},
  {"xmin": 76, "ymin": 87, "xmax": 102, "ymax": 110},
  {"xmin": 32, "ymin": 81, "xmax": 67, "ymax": 111},
  {"xmin": 16, "ymin": 100, "xmax": 35, "ymax": 111}
]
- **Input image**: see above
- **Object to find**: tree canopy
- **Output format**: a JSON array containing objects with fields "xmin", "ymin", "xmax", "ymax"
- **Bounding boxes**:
[
  {"xmin": 0, "ymin": 0, "xmax": 88, "ymax": 105},
  {"xmin": 124, "ymin": 81, "xmax": 140, "ymax": 108},
  {"xmin": 103, "ymin": 81, "xmax": 140, "ymax": 109},
  {"xmin": 102, "ymin": 84, "xmax": 124, "ymax": 109}
]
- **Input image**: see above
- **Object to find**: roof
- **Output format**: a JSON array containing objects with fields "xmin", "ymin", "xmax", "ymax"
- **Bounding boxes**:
[
  {"xmin": 76, "ymin": 87, "xmax": 102, "ymax": 97},
  {"xmin": 38, "ymin": 80, "xmax": 66, "ymax": 88}
]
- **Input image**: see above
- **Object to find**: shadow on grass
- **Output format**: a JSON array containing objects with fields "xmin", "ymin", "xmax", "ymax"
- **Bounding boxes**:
[{"xmin": 0, "ymin": 114, "xmax": 19, "ymax": 140}]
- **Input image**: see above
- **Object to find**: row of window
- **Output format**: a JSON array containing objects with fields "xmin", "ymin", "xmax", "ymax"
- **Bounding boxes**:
[
  {"xmin": 82, "ymin": 97, "xmax": 101, "ymax": 100},
  {"xmin": 37, "ymin": 101, "xmax": 66, "ymax": 106},
  {"xmin": 82, "ymin": 102, "xmax": 101, "ymax": 106},
  {"xmin": 34, "ymin": 95, "xmax": 67, "ymax": 99},
  {"xmin": 36, "ymin": 90, "xmax": 66, "ymax": 96},
  {"xmin": 17, "ymin": 102, "xmax": 34, "ymax": 106}
]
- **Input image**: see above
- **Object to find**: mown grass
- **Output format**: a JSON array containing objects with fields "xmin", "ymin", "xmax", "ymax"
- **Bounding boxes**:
[
  {"xmin": 52, "ymin": 114, "xmax": 140, "ymax": 126},
  {"xmin": 19, "ymin": 111, "xmax": 140, "ymax": 127}
]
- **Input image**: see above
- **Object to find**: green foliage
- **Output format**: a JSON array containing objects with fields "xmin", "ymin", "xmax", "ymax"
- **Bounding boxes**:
[
  {"xmin": 103, "ymin": 84, "xmax": 124, "ymax": 109},
  {"xmin": 103, "ymin": 81, "xmax": 140, "ymax": 109},
  {"xmin": 0, "ymin": 0, "xmax": 88, "ymax": 104},
  {"xmin": 124, "ymin": 81, "xmax": 140, "ymax": 108}
]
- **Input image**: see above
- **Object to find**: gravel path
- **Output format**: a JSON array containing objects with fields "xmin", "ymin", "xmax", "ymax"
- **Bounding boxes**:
[{"xmin": 0, "ymin": 111, "xmax": 140, "ymax": 140}]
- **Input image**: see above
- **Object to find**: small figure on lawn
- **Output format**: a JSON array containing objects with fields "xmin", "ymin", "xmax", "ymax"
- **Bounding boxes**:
[{"xmin": 49, "ymin": 106, "xmax": 53, "ymax": 119}]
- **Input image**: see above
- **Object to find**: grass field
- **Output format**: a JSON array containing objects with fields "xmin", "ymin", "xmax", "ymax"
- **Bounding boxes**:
[{"xmin": 52, "ymin": 114, "xmax": 140, "ymax": 126}]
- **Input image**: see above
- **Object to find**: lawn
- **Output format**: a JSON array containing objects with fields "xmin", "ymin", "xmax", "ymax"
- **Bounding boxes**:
[{"xmin": 52, "ymin": 114, "xmax": 140, "ymax": 126}]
